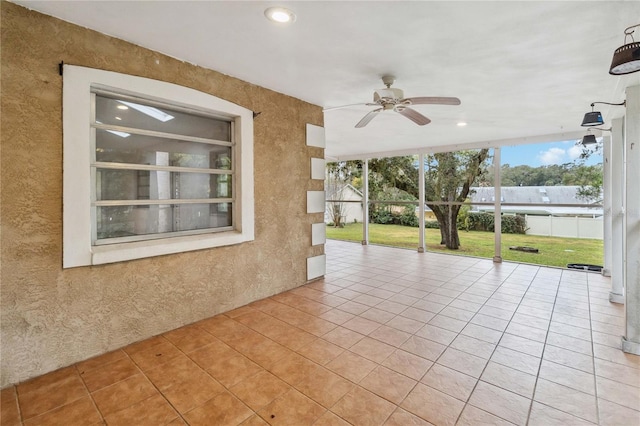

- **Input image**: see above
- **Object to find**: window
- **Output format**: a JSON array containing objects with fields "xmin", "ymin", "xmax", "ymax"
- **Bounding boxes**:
[{"xmin": 63, "ymin": 66, "xmax": 254, "ymax": 267}]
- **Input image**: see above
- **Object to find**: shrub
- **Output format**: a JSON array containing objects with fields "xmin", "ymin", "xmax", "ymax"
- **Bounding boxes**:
[
  {"xmin": 399, "ymin": 206, "xmax": 419, "ymax": 227},
  {"xmin": 466, "ymin": 212, "xmax": 527, "ymax": 234},
  {"xmin": 425, "ymin": 220, "xmax": 440, "ymax": 229}
]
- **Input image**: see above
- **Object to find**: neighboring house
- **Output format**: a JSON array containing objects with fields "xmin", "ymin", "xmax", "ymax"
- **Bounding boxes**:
[
  {"xmin": 468, "ymin": 186, "xmax": 603, "ymax": 218},
  {"xmin": 469, "ymin": 186, "xmax": 603, "ymax": 239},
  {"xmin": 325, "ymin": 184, "xmax": 364, "ymax": 225}
]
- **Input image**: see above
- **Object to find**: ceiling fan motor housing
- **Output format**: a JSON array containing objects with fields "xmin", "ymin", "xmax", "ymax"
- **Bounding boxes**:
[{"xmin": 374, "ymin": 88, "xmax": 404, "ymax": 104}]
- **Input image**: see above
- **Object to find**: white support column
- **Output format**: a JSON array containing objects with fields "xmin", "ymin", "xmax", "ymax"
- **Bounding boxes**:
[
  {"xmin": 603, "ymin": 135, "xmax": 612, "ymax": 277},
  {"xmin": 493, "ymin": 147, "xmax": 502, "ymax": 263},
  {"xmin": 362, "ymin": 159, "xmax": 369, "ymax": 245},
  {"xmin": 418, "ymin": 153, "xmax": 426, "ymax": 253},
  {"xmin": 623, "ymin": 85, "xmax": 640, "ymax": 355},
  {"xmin": 611, "ymin": 117, "xmax": 625, "ymax": 304}
]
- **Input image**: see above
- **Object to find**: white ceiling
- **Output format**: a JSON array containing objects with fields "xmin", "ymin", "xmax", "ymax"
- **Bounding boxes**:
[{"xmin": 12, "ymin": 1, "xmax": 640, "ymax": 159}]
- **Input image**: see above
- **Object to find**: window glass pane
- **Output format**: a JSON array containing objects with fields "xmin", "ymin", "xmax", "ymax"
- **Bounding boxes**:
[
  {"xmin": 96, "ymin": 129, "xmax": 232, "ymax": 170},
  {"xmin": 96, "ymin": 203, "xmax": 232, "ymax": 240},
  {"xmin": 96, "ymin": 169, "xmax": 232, "ymax": 201},
  {"xmin": 95, "ymin": 94, "xmax": 231, "ymax": 141}
]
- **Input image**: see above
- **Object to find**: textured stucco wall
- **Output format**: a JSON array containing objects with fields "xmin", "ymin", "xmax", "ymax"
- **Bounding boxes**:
[{"xmin": 0, "ymin": 2, "xmax": 324, "ymax": 387}]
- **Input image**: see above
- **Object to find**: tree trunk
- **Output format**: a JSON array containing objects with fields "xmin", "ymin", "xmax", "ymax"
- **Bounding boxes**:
[{"xmin": 429, "ymin": 204, "xmax": 461, "ymax": 249}]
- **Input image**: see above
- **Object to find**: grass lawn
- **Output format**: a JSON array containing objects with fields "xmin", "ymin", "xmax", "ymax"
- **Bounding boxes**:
[{"xmin": 326, "ymin": 223, "xmax": 603, "ymax": 268}]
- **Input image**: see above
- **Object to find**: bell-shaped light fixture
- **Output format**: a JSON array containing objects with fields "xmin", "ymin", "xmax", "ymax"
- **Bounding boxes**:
[
  {"xmin": 581, "ymin": 132, "xmax": 597, "ymax": 145},
  {"xmin": 581, "ymin": 109, "xmax": 603, "ymax": 127},
  {"xmin": 581, "ymin": 101, "xmax": 626, "ymax": 127},
  {"xmin": 610, "ymin": 24, "xmax": 640, "ymax": 75}
]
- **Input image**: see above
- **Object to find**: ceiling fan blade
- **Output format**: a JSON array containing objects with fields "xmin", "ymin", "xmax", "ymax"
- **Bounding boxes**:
[
  {"xmin": 395, "ymin": 106, "xmax": 431, "ymax": 126},
  {"xmin": 323, "ymin": 103, "xmax": 378, "ymax": 112},
  {"xmin": 402, "ymin": 96, "xmax": 461, "ymax": 106},
  {"xmin": 355, "ymin": 108, "xmax": 383, "ymax": 128}
]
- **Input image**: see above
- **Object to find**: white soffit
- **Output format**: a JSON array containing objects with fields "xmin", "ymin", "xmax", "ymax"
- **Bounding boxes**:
[{"xmin": 12, "ymin": 1, "xmax": 640, "ymax": 158}]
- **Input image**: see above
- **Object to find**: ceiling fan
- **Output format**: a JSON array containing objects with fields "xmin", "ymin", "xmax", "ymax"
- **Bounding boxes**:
[{"xmin": 324, "ymin": 75, "xmax": 461, "ymax": 128}]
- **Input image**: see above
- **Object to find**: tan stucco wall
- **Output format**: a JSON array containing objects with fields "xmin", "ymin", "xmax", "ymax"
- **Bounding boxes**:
[{"xmin": 0, "ymin": 2, "xmax": 324, "ymax": 387}]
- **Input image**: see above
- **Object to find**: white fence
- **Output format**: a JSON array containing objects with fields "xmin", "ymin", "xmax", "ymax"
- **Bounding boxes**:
[{"xmin": 525, "ymin": 215, "xmax": 603, "ymax": 240}]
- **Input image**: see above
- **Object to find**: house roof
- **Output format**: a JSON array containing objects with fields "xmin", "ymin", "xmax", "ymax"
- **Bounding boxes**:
[
  {"xmin": 10, "ymin": 1, "xmax": 640, "ymax": 159},
  {"xmin": 469, "ymin": 186, "xmax": 603, "ymax": 216}
]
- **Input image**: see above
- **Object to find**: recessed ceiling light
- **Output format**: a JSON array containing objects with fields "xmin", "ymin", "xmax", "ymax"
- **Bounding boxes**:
[
  {"xmin": 115, "ymin": 116, "xmax": 122, "ymax": 120},
  {"xmin": 457, "ymin": 122, "xmax": 467, "ymax": 127},
  {"xmin": 264, "ymin": 7, "xmax": 296, "ymax": 24},
  {"xmin": 117, "ymin": 105, "xmax": 128, "ymax": 110}
]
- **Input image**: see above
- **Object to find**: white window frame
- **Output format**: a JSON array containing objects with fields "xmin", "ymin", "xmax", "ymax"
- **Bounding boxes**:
[{"xmin": 63, "ymin": 65, "xmax": 254, "ymax": 268}]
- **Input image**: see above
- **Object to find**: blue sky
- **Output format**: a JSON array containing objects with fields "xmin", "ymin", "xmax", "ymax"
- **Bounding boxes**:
[{"xmin": 500, "ymin": 139, "xmax": 602, "ymax": 167}]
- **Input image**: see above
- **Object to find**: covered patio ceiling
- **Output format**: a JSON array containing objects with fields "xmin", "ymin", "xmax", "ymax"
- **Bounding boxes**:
[{"xmin": 13, "ymin": 1, "xmax": 640, "ymax": 159}]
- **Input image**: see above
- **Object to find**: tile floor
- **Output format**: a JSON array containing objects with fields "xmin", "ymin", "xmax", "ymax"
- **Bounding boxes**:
[{"xmin": 2, "ymin": 240, "xmax": 640, "ymax": 425}]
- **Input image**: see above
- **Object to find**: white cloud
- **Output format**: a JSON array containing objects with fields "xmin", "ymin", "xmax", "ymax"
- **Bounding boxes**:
[
  {"xmin": 538, "ymin": 147, "xmax": 566, "ymax": 165},
  {"xmin": 568, "ymin": 144, "xmax": 583, "ymax": 160}
]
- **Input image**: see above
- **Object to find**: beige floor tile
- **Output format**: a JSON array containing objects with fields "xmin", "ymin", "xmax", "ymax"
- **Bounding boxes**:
[
  {"xmin": 437, "ymin": 347, "xmax": 488, "ymax": 378},
  {"xmin": 326, "ymin": 351, "xmax": 377, "ymax": 383},
  {"xmin": 23, "ymin": 396, "xmax": 102, "ymax": 426},
  {"xmin": 293, "ymin": 366, "xmax": 354, "ymax": 408},
  {"xmin": 491, "ymin": 346, "xmax": 540, "ymax": 376},
  {"xmin": 205, "ymin": 351, "xmax": 264, "ymax": 388},
  {"xmin": 460, "ymin": 323, "xmax": 503, "ymax": 344},
  {"xmin": 163, "ymin": 324, "xmax": 219, "ymax": 353},
  {"xmin": 381, "ymin": 349, "xmax": 433, "ymax": 381},
  {"xmin": 468, "ymin": 381, "xmax": 530, "ymax": 426},
  {"xmin": 104, "ymin": 393, "xmax": 179, "ymax": 426},
  {"xmin": 319, "ymin": 308, "xmax": 356, "ymax": 325},
  {"xmin": 399, "ymin": 307, "xmax": 436, "ymax": 323},
  {"xmin": 342, "ymin": 316, "xmax": 382, "ymax": 335},
  {"xmin": 162, "ymin": 370, "xmax": 226, "ymax": 413},
  {"xmin": 313, "ymin": 410, "xmax": 352, "ymax": 426},
  {"xmin": 533, "ymin": 378, "xmax": 598, "ymax": 423},
  {"xmin": 360, "ymin": 366, "xmax": 417, "ymax": 405},
  {"xmin": 91, "ymin": 373, "xmax": 157, "ymax": 416},
  {"xmin": 322, "ymin": 326, "xmax": 365, "ymax": 349},
  {"xmin": 594, "ymin": 358, "xmax": 640, "ymax": 388},
  {"xmin": 17, "ymin": 367, "xmax": 88, "ymax": 420},
  {"xmin": 480, "ymin": 361, "xmax": 536, "ymax": 398},
  {"xmin": 528, "ymin": 401, "xmax": 596, "ymax": 426},
  {"xmin": 369, "ymin": 325, "xmax": 412, "ymax": 347},
  {"xmin": 414, "ymin": 324, "xmax": 458, "ymax": 346},
  {"xmin": 456, "ymin": 405, "xmax": 515, "ymax": 426},
  {"xmin": 269, "ymin": 352, "xmax": 322, "ymax": 386},
  {"xmin": 128, "ymin": 340, "xmax": 184, "ymax": 373},
  {"xmin": 400, "ymin": 336, "xmax": 447, "ymax": 362},
  {"xmin": 420, "ymin": 364, "xmax": 477, "ymax": 402},
  {"xmin": 332, "ymin": 386, "xmax": 397, "ymax": 426},
  {"xmin": 350, "ymin": 337, "xmax": 396, "ymax": 364},
  {"xmin": 538, "ymin": 360, "xmax": 596, "ymax": 395},
  {"xmin": 360, "ymin": 308, "xmax": 398, "ymax": 324},
  {"xmin": 183, "ymin": 391, "xmax": 253, "ymax": 426},
  {"xmin": 543, "ymin": 345, "xmax": 594, "ymax": 374},
  {"xmin": 401, "ymin": 383, "xmax": 464, "ymax": 426},
  {"xmin": 383, "ymin": 408, "xmax": 434, "ymax": 426},
  {"xmin": 546, "ymin": 331, "xmax": 593, "ymax": 356},
  {"xmin": 257, "ymin": 388, "xmax": 326, "ymax": 426},
  {"xmin": 1, "ymin": 387, "xmax": 20, "ymax": 426},
  {"xmin": 297, "ymin": 338, "xmax": 345, "ymax": 366},
  {"xmin": 450, "ymin": 334, "xmax": 496, "ymax": 359},
  {"xmin": 594, "ymin": 343, "xmax": 640, "ymax": 370},
  {"xmin": 145, "ymin": 355, "xmax": 203, "ymax": 391},
  {"xmin": 598, "ymin": 398, "xmax": 640, "ymax": 426},
  {"xmin": 596, "ymin": 375, "xmax": 640, "ymax": 411},
  {"xmin": 385, "ymin": 316, "xmax": 424, "ymax": 334},
  {"xmin": 230, "ymin": 370, "xmax": 291, "ymax": 411},
  {"xmin": 499, "ymin": 333, "xmax": 544, "ymax": 358},
  {"xmin": 427, "ymin": 314, "xmax": 467, "ymax": 333}
]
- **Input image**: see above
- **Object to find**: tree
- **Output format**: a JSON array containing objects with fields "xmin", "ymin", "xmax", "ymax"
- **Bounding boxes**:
[
  {"xmin": 325, "ymin": 161, "xmax": 361, "ymax": 227},
  {"xmin": 425, "ymin": 150, "xmax": 491, "ymax": 249}
]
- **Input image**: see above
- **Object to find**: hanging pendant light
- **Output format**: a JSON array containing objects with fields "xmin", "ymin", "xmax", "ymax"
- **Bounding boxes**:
[
  {"xmin": 581, "ymin": 101, "xmax": 625, "ymax": 127},
  {"xmin": 610, "ymin": 24, "xmax": 640, "ymax": 75}
]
